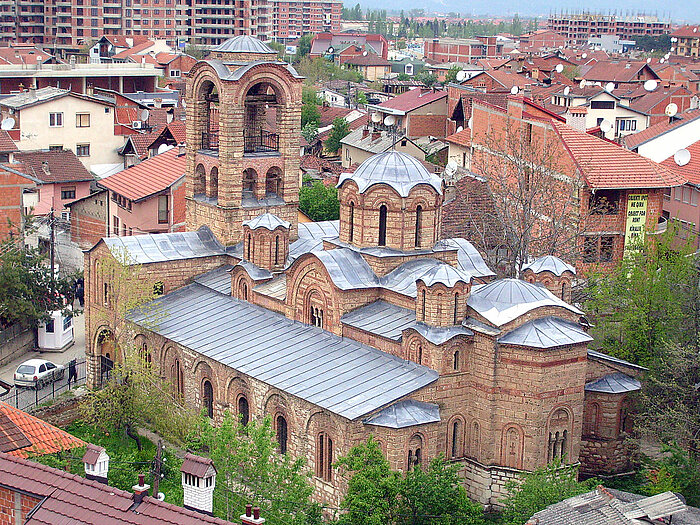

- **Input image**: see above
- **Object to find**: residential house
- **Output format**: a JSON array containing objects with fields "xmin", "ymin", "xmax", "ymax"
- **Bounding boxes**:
[
  {"xmin": 309, "ymin": 32, "xmax": 388, "ymax": 62},
  {"xmin": 98, "ymin": 146, "xmax": 186, "ymax": 236},
  {"xmin": 67, "ymin": 190, "xmax": 109, "ymax": 249},
  {"xmin": 518, "ymin": 29, "xmax": 567, "ymax": 52},
  {"xmin": 88, "ymin": 35, "xmax": 151, "ymax": 63},
  {"xmin": 0, "ymin": 164, "xmax": 37, "ymax": 239},
  {"xmin": 339, "ymin": 127, "xmax": 426, "ymax": 168},
  {"xmin": 652, "ymin": 63, "xmax": 700, "ymax": 94},
  {"xmin": 459, "ymin": 70, "xmax": 533, "ymax": 94},
  {"xmin": 0, "ymin": 87, "xmax": 126, "ymax": 170},
  {"xmin": 367, "ymin": 88, "xmax": 448, "ymax": 139},
  {"xmin": 423, "ymin": 36, "xmax": 501, "ymax": 62},
  {"xmin": 581, "ymin": 61, "xmax": 660, "ymax": 89},
  {"xmin": 344, "ymin": 54, "xmax": 392, "ymax": 82},
  {"xmin": 671, "ymin": 25, "xmax": 700, "ymax": 57}
]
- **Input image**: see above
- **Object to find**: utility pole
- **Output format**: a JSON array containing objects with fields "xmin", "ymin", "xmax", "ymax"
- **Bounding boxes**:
[
  {"xmin": 49, "ymin": 207, "xmax": 55, "ymax": 290},
  {"xmin": 152, "ymin": 439, "xmax": 163, "ymax": 497}
]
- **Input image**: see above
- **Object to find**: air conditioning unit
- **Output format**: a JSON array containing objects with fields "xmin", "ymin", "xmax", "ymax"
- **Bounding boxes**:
[{"xmin": 132, "ymin": 121, "xmax": 143, "ymax": 129}]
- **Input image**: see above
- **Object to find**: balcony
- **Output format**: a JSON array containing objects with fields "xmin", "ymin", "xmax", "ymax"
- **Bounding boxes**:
[
  {"xmin": 649, "ymin": 216, "xmax": 668, "ymax": 236},
  {"xmin": 245, "ymin": 129, "xmax": 279, "ymax": 155}
]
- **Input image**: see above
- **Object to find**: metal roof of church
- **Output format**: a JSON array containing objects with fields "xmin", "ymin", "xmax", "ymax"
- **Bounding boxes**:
[
  {"xmin": 128, "ymin": 283, "xmax": 439, "ymax": 420},
  {"xmin": 497, "ymin": 316, "xmax": 592, "ymax": 348},
  {"xmin": 522, "ymin": 255, "xmax": 576, "ymax": 276},
  {"xmin": 417, "ymin": 263, "xmax": 472, "ymax": 287},
  {"xmin": 585, "ymin": 372, "xmax": 641, "ymax": 394},
  {"xmin": 212, "ymin": 35, "xmax": 277, "ymax": 54},
  {"xmin": 363, "ymin": 400, "xmax": 440, "ymax": 429},
  {"xmin": 435, "ymin": 238, "xmax": 497, "ymax": 278},
  {"xmin": 193, "ymin": 265, "xmax": 233, "ymax": 295},
  {"xmin": 243, "ymin": 213, "xmax": 290, "ymax": 231}
]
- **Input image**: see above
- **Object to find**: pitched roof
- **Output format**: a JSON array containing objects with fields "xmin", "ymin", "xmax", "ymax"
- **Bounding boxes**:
[
  {"xmin": 552, "ymin": 121, "xmax": 687, "ymax": 189},
  {"xmin": 582, "ymin": 61, "xmax": 659, "ymax": 83},
  {"xmin": 374, "ymin": 88, "xmax": 446, "ymax": 113},
  {"xmin": 444, "ymin": 128, "xmax": 471, "ymax": 147},
  {"xmin": 623, "ymin": 109, "xmax": 700, "ymax": 150},
  {"xmin": 497, "ymin": 316, "xmax": 592, "ymax": 349},
  {"xmin": 181, "ymin": 453, "xmax": 216, "ymax": 478},
  {"xmin": 661, "ymin": 140, "xmax": 700, "ymax": 186},
  {"xmin": 0, "ymin": 130, "xmax": 17, "ymax": 152},
  {"xmin": 0, "ymin": 452, "xmax": 237, "ymax": 524},
  {"xmin": 345, "ymin": 54, "xmax": 391, "ymax": 66},
  {"xmin": 471, "ymin": 70, "xmax": 531, "ymax": 89},
  {"xmin": 585, "ymin": 372, "xmax": 641, "ymax": 394},
  {"xmin": 99, "ymin": 147, "xmax": 185, "ymax": 201},
  {"xmin": 671, "ymin": 25, "xmax": 700, "ymax": 38},
  {"xmin": 0, "ymin": 87, "xmax": 112, "ymax": 110},
  {"xmin": 0, "ymin": 402, "xmax": 85, "ymax": 458},
  {"xmin": 12, "ymin": 150, "xmax": 94, "ymax": 184}
]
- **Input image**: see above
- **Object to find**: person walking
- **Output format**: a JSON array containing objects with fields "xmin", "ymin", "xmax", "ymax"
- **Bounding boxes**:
[{"xmin": 67, "ymin": 359, "xmax": 77, "ymax": 387}]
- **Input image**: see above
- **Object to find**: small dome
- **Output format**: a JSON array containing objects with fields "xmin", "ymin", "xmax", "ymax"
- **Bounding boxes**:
[
  {"xmin": 416, "ymin": 263, "xmax": 472, "ymax": 287},
  {"xmin": 242, "ymin": 213, "xmax": 290, "ymax": 231},
  {"xmin": 212, "ymin": 35, "xmax": 277, "ymax": 55},
  {"xmin": 522, "ymin": 255, "xmax": 576, "ymax": 276},
  {"xmin": 337, "ymin": 151, "xmax": 443, "ymax": 197}
]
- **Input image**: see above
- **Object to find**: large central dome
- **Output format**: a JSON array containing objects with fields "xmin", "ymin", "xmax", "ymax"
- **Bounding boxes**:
[
  {"xmin": 212, "ymin": 35, "xmax": 277, "ymax": 55},
  {"xmin": 337, "ymin": 151, "xmax": 443, "ymax": 197}
]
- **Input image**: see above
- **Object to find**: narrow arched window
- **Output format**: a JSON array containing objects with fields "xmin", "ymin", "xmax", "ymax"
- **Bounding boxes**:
[
  {"xmin": 277, "ymin": 415, "xmax": 288, "ymax": 454},
  {"xmin": 274, "ymin": 235, "xmax": 280, "ymax": 266},
  {"xmin": 203, "ymin": 380, "xmax": 214, "ymax": 419},
  {"xmin": 451, "ymin": 420, "xmax": 461, "ymax": 458},
  {"xmin": 238, "ymin": 395, "xmax": 249, "ymax": 426},
  {"xmin": 246, "ymin": 234, "xmax": 252, "ymax": 259},
  {"xmin": 561, "ymin": 282, "xmax": 568, "ymax": 300},
  {"xmin": 453, "ymin": 350, "xmax": 460, "ymax": 371},
  {"xmin": 242, "ymin": 282, "xmax": 248, "ymax": 301},
  {"xmin": 316, "ymin": 432, "xmax": 333, "ymax": 481},
  {"xmin": 421, "ymin": 289, "xmax": 426, "ymax": 321},
  {"xmin": 349, "ymin": 202, "xmax": 355, "ymax": 242},
  {"xmin": 417, "ymin": 345, "xmax": 423, "ymax": 365},
  {"xmin": 378, "ymin": 205, "xmax": 387, "ymax": 246},
  {"xmin": 453, "ymin": 292, "xmax": 459, "ymax": 325},
  {"xmin": 414, "ymin": 205, "xmax": 422, "ymax": 248}
]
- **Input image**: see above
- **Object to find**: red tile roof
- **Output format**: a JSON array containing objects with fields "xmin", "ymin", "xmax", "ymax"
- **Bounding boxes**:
[
  {"xmin": 319, "ymin": 106, "xmax": 353, "ymax": 127},
  {"xmin": 661, "ymin": 140, "xmax": 700, "ymax": 186},
  {"xmin": 181, "ymin": 453, "xmax": 215, "ymax": 478},
  {"xmin": 112, "ymin": 40, "xmax": 155, "ymax": 59},
  {"xmin": 474, "ymin": 70, "xmax": 532, "ymax": 89},
  {"xmin": 0, "ymin": 47, "xmax": 56, "ymax": 66},
  {"xmin": 166, "ymin": 121, "xmax": 186, "ymax": 144},
  {"xmin": 0, "ymin": 452, "xmax": 237, "ymax": 524},
  {"xmin": 300, "ymin": 155, "xmax": 343, "ymax": 175},
  {"xmin": 345, "ymin": 54, "xmax": 391, "ymax": 66},
  {"xmin": 103, "ymin": 34, "xmax": 150, "ymax": 48},
  {"xmin": 99, "ymin": 147, "xmax": 185, "ymax": 201},
  {"xmin": 552, "ymin": 121, "xmax": 686, "ymax": 189},
  {"xmin": 376, "ymin": 88, "xmax": 446, "ymax": 113},
  {"xmin": 0, "ymin": 402, "xmax": 84, "ymax": 458},
  {"xmin": 622, "ymin": 109, "xmax": 700, "ymax": 150},
  {"xmin": 445, "ymin": 128, "xmax": 471, "ymax": 147},
  {"xmin": 671, "ymin": 25, "xmax": 700, "ymax": 38},
  {"xmin": 0, "ymin": 130, "xmax": 18, "ymax": 152},
  {"xmin": 583, "ymin": 61, "xmax": 658, "ymax": 83},
  {"xmin": 12, "ymin": 150, "xmax": 93, "ymax": 184}
]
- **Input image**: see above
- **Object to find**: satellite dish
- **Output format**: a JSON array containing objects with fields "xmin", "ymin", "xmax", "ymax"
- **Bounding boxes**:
[
  {"xmin": 665, "ymin": 103, "xmax": 678, "ymax": 117},
  {"xmin": 456, "ymin": 70, "xmax": 467, "ymax": 82},
  {"xmin": 0, "ymin": 117, "xmax": 15, "ymax": 130},
  {"xmin": 456, "ymin": 126, "xmax": 464, "ymax": 132},
  {"xmin": 579, "ymin": 80, "xmax": 587, "ymax": 89},
  {"xmin": 600, "ymin": 120, "xmax": 613, "ymax": 133},
  {"xmin": 467, "ymin": 117, "xmax": 473, "ymax": 129},
  {"xmin": 563, "ymin": 86, "xmax": 571, "ymax": 95},
  {"xmin": 383, "ymin": 115, "xmax": 395, "ymax": 126},
  {"xmin": 582, "ymin": 53, "xmax": 588, "ymax": 59},
  {"xmin": 362, "ymin": 50, "xmax": 368, "ymax": 56},
  {"xmin": 664, "ymin": 53, "xmax": 670, "ymax": 59},
  {"xmin": 660, "ymin": 58, "xmax": 665, "ymax": 64},
  {"xmin": 510, "ymin": 86, "xmax": 519, "ymax": 95},
  {"xmin": 327, "ymin": 46, "xmax": 334, "ymax": 54},
  {"xmin": 605, "ymin": 82, "xmax": 615, "ymax": 93},
  {"xmin": 140, "ymin": 109, "xmax": 150, "ymax": 121},
  {"xmin": 674, "ymin": 148, "xmax": 691, "ymax": 167},
  {"xmin": 157, "ymin": 143, "xmax": 174, "ymax": 154},
  {"xmin": 643, "ymin": 79, "xmax": 658, "ymax": 92},
  {"xmin": 646, "ymin": 57, "xmax": 652, "ymax": 63},
  {"xmin": 555, "ymin": 63, "xmax": 564, "ymax": 73},
  {"xmin": 371, "ymin": 112, "xmax": 381, "ymax": 123}
]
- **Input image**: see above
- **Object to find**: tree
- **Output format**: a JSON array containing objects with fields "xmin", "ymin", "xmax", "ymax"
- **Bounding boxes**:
[
  {"xmin": 189, "ymin": 412, "xmax": 320, "ymax": 524},
  {"xmin": 301, "ymin": 103, "xmax": 321, "ymax": 128},
  {"xmin": 444, "ymin": 65, "xmax": 462, "ymax": 84},
  {"xmin": 356, "ymin": 90, "xmax": 367, "ymax": 105},
  {"xmin": 417, "ymin": 72, "xmax": 437, "ymax": 87},
  {"xmin": 500, "ymin": 459, "xmax": 597, "ymax": 525},
  {"xmin": 184, "ymin": 44, "xmax": 207, "ymax": 60},
  {"xmin": 301, "ymin": 122, "xmax": 318, "ymax": 144},
  {"xmin": 561, "ymin": 65, "xmax": 580, "ymax": 81},
  {"xmin": 324, "ymin": 117, "xmax": 350, "ymax": 154},
  {"xmin": 299, "ymin": 176, "xmax": 340, "ymax": 221},
  {"xmin": 297, "ymin": 33, "xmax": 313, "ymax": 59},
  {"xmin": 396, "ymin": 72, "xmax": 411, "ymax": 81}
]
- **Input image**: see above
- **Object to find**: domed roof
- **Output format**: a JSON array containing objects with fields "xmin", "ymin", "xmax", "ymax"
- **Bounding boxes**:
[
  {"xmin": 242, "ymin": 213, "xmax": 290, "ymax": 231},
  {"xmin": 416, "ymin": 263, "xmax": 472, "ymax": 287},
  {"xmin": 212, "ymin": 35, "xmax": 277, "ymax": 55},
  {"xmin": 522, "ymin": 255, "xmax": 576, "ymax": 276},
  {"xmin": 337, "ymin": 151, "xmax": 443, "ymax": 197}
]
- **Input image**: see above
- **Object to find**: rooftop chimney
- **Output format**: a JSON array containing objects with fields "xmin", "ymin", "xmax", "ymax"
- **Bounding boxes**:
[
  {"xmin": 132, "ymin": 474, "xmax": 150, "ymax": 505},
  {"xmin": 362, "ymin": 127, "xmax": 369, "ymax": 139},
  {"xmin": 82, "ymin": 444, "xmax": 109, "ymax": 484},
  {"xmin": 241, "ymin": 504, "xmax": 265, "ymax": 525},
  {"xmin": 181, "ymin": 453, "xmax": 216, "ymax": 515},
  {"xmin": 371, "ymin": 130, "xmax": 381, "ymax": 141},
  {"xmin": 178, "ymin": 143, "xmax": 186, "ymax": 156}
]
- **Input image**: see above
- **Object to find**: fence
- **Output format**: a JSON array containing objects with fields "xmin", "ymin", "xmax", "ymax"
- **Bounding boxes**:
[
  {"xmin": 0, "ymin": 323, "xmax": 27, "ymax": 346},
  {"xmin": 0, "ymin": 358, "xmax": 87, "ymax": 412}
]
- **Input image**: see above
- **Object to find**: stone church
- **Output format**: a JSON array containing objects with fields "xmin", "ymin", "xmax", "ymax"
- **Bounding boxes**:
[{"xmin": 84, "ymin": 36, "xmax": 644, "ymax": 508}]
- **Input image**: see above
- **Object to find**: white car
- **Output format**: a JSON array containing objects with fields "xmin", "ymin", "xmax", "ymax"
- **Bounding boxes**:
[{"xmin": 14, "ymin": 359, "xmax": 65, "ymax": 389}]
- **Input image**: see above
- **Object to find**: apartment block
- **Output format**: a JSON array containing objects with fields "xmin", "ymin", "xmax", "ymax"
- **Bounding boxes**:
[{"xmin": 547, "ymin": 12, "xmax": 670, "ymax": 46}]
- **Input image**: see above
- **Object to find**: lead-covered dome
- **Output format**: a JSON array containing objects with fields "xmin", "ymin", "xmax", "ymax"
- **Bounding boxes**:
[
  {"xmin": 416, "ymin": 263, "xmax": 472, "ymax": 287},
  {"xmin": 212, "ymin": 35, "xmax": 277, "ymax": 55},
  {"xmin": 337, "ymin": 151, "xmax": 443, "ymax": 197}
]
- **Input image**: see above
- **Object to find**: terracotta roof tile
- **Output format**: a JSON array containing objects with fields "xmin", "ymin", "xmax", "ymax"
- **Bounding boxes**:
[
  {"xmin": 81, "ymin": 443, "xmax": 105, "ymax": 465},
  {"xmin": 623, "ymin": 109, "xmax": 700, "ymax": 150},
  {"xmin": 112, "ymin": 40, "xmax": 155, "ymax": 59},
  {"xmin": 552, "ymin": 121, "xmax": 686, "ymax": 189},
  {"xmin": 661, "ymin": 140, "xmax": 700, "ymax": 186},
  {"xmin": 166, "ymin": 121, "xmax": 186, "ymax": 144},
  {"xmin": 473, "ymin": 70, "xmax": 532, "ymax": 89},
  {"xmin": 344, "ymin": 54, "xmax": 391, "ymax": 66},
  {"xmin": 445, "ymin": 128, "xmax": 471, "ymax": 147},
  {"xmin": 671, "ymin": 25, "xmax": 700, "ymax": 38},
  {"xmin": 99, "ymin": 147, "xmax": 185, "ymax": 201},
  {"xmin": 376, "ymin": 88, "xmax": 446, "ymax": 113},
  {"xmin": 12, "ymin": 150, "xmax": 93, "ymax": 184},
  {"xmin": 0, "ymin": 130, "xmax": 18, "ymax": 152},
  {"xmin": 181, "ymin": 453, "xmax": 215, "ymax": 478},
  {"xmin": 583, "ymin": 61, "xmax": 658, "ymax": 83}
]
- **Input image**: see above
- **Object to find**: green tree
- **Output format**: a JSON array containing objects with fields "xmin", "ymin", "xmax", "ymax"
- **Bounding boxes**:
[
  {"xmin": 189, "ymin": 412, "xmax": 320, "ymax": 524},
  {"xmin": 301, "ymin": 122, "xmax": 318, "ymax": 144},
  {"xmin": 299, "ymin": 176, "xmax": 340, "ymax": 221},
  {"xmin": 324, "ymin": 117, "xmax": 350, "ymax": 154},
  {"xmin": 561, "ymin": 65, "xmax": 580, "ymax": 80},
  {"xmin": 297, "ymin": 33, "xmax": 314, "ymax": 59},
  {"xmin": 356, "ymin": 90, "xmax": 367, "ymax": 105},
  {"xmin": 301, "ymin": 103, "xmax": 321, "ymax": 128},
  {"xmin": 417, "ymin": 72, "xmax": 438, "ymax": 87},
  {"xmin": 445, "ymin": 65, "xmax": 462, "ymax": 84},
  {"xmin": 184, "ymin": 44, "xmax": 207, "ymax": 60},
  {"xmin": 500, "ymin": 459, "xmax": 597, "ymax": 525},
  {"xmin": 396, "ymin": 72, "xmax": 411, "ymax": 81}
]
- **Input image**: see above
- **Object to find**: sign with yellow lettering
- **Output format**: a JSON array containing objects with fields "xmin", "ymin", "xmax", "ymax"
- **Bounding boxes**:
[{"xmin": 624, "ymin": 193, "xmax": 648, "ymax": 255}]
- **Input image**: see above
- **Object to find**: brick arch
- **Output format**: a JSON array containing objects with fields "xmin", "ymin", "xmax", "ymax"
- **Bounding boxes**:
[
  {"xmin": 265, "ymin": 166, "xmax": 283, "ymax": 197},
  {"xmin": 132, "ymin": 333, "xmax": 153, "ymax": 366},
  {"xmin": 362, "ymin": 185, "xmax": 403, "ymax": 210},
  {"xmin": 192, "ymin": 359, "xmax": 215, "ymax": 386},
  {"xmin": 194, "ymin": 163, "xmax": 206, "ymax": 195},
  {"xmin": 406, "ymin": 432, "xmax": 425, "ymax": 470},
  {"xmin": 546, "ymin": 405, "xmax": 573, "ymax": 462},
  {"xmin": 231, "ymin": 267, "xmax": 252, "ymax": 300},
  {"xmin": 402, "ymin": 332, "xmax": 425, "ymax": 363},
  {"xmin": 161, "ymin": 345, "xmax": 185, "ymax": 402},
  {"xmin": 446, "ymin": 414, "xmax": 466, "ymax": 458},
  {"xmin": 226, "ymin": 376, "xmax": 253, "ymax": 424},
  {"xmin": 468, "ymin": 419, "xmax": 481, "ymax": 459},
  {"xmin": 93, "ymin": 326, "xmax": 117, "ymax": 359},
  {"xmin": 501, "ymin": 423, "xmax": 524, "ymax": 470},
  {"xmin": 235, "ymin": 68, "xmax": 298, "ymax": 107},
  {"xmin": 208, "ymin": 166, "xmax": 218, "ymax": 199},
  {"xmin": 286, "ymin": 256, "xmax": 338, "ymax": 328}
]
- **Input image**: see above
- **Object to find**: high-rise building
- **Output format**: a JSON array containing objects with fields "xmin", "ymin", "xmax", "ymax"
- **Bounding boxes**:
[{"xmin": 547, "ymin": 12, "xmax": 670, "ymax": 46}]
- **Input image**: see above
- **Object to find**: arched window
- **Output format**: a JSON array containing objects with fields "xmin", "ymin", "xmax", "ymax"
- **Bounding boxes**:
[
  {"xmin": 414, "ymin": 205, "xmax": 422, "ymax": 248},
  {"xmin": 274, "ymin": 236, "xmax": 280, "ymax": 266},
  {"xmin": 469, "ymin": 421, "xmax": 480, "ymax": 459},
  {"xmin": 349, "ymin": 202, "xmax": 355, "ymax": 242},
  {"xmin": 417, "ymin": 345, "xmax": 422, "ymax": 365},
  {"xmin": 265, "ymin": 168, "xmax": 282, "ymax": 197},
  {"xmin": 194, "ymin": 164, "xmax": 206, "ymax": 195},
  {"xmin": 378, "ymin": 205, "xmax": 387, "ymax": 246},
  {"xmin": 276, "ymin": 415, "xmax": 288, "ymax": 454},
  {"xmin": 583, "ymin": 402, "xmax": 599, "ymax": 437},
  {"xmin": 246, "ymin": 234, "xmax": 252, "ymax": 260},
  {"xmin": 503, "ymin": 426, "xmax": 522, "ymax": 469},
  {"xmin": 203, "ymin": 379, "xmax": 214, "ymax": 419},
  {"xmin": 407, "ymin": 434, "xmax": 423, "ymax": 470},
  {"xmin": 172, "ymin": 358, "xmax": 184, "ymax": 404},
  {"xmin": 209, "ymin": 167, "xmax": 219, "ymax": 199},
  {"xmin": 547, "ymin": 408, "xmax": 571, "ymax": 462},
  {"xmin": 238, "ymin": 395, "xmax": 250, "ymax": 426},
  {"xmin": 138, "ymin": 339, "xmax": 152, "ymax": 366},
  {"xmin": 561, "ymin": 282, "xmax": 569, "ymax": 301},
  {"xmin": 242, "ymin": 169, "xmax": 257, "ymax": 198},
  {"xmin": 453, "ymin": 350, "xmax": 460, "ymax": 371},
  {"xmin": 316, "ymin": 432, "xmax": 333, "ymax": 481},
  {"xmin": 453, "ymin": 292, "xmax": 459, "ymax": 325},
  {"xmin": 619, "ymin": 399, "xmax": 633, "ymax": 435},
  {"xmin": 310, "ymin": 306, "xmax": 324, "ymax": 328},
  {"xmin": 421, "ymin": 289, "xmax": 426, "ymax": 321},
  {"xmin": 242, "ymin": 282, "xmax": 248, "ymax": 301},
  {"xmin": 450, "ymin": 419, "xmax": 463, "ymax": 458}
]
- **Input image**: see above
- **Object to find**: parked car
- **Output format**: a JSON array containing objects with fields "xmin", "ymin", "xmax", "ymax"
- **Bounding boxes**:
[{"xmin": 14, "ymin": 359, "xmax": 65, "ymax": 389}]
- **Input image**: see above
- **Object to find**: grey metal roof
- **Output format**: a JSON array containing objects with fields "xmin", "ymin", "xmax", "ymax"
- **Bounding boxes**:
[
  {"xmin": 585, "ymin": 372, "xmax": 641, "ymax": 394},
  {"xmin": 0, "ymin": 86, "xmax": 67, "ymax": 109},
  {"xmin": 193, "ymin": 265, "xmax": 233, "ymax": 295},
  {"xmin": 337, "ymin": 150, "xmax": 443, "ymax": 197},
  {"xmin": 205, "ymin": 59, "xmax": 304, "ymax": 82},
  {"xmin": 609, "ymin": 489, "xmax": 700, "ymax": 524},
  {"xmin": 587, "ymin": 350, "xmax": 648, "ymax": 371},
  {"xmin": 436, "ymin": 238, "xmax": 496, "ymax": 279},
  {"xmin": 212, "ymin": 35, "xmax": 277, "ymax": 54},
  {"xmin": 128, "ymin": 283, "xmax": 438, "ymax": 420},
  {"xmin": 298, "ymin": 220, "xmax": 340, "ymax": 239},
  {"xmin": 468, "ymin": 279, "xmax": 583, "ymax": 327},
  {"xmin": 338, "ymin": 127, "xmax": 400, "ymax": 155},
  {"xmin": 242, "ymin": 213, "xmax": 290, "ymax": 231},
  {"xmin": 416, "ymin": 263, "xmax": 472, "ymax": 287},
  {"xmin": 235, "ymin": 260, "xmax": 272, "ymax": 281},
  {"xmin": 411, "ymin": 322, "xmax": 473, "ymax": 345},
  {"xmin": 497, "ymin": 317, "xmax": 592, "ymax": 349},
  {"xmin": 314, "ymin": 248, "xmax": 377, "ymax": 290},
  {"xmin": 101, "ymin": 226, "xmax": 226, "ymax": 265},
  {"xmin": 363, "ymin": 399, "xmax": 440, "ymax": 429},
  {"xmin": 522, "ymin": 255, "xmax": 577, "ymax": 276},
  {"xmin": 253, "ymin": 274, "xmax": 287, "ymax": 300}
]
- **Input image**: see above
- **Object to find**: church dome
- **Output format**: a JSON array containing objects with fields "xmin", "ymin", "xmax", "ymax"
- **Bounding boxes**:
[
  {"xmin": 522, "ymin": 255, "xmax": 576, "ymax": 276},
  {"xmin": 212, "ymin": 35, "xmax": 277, "ymax": 55},
  {"xmin": 416, "ymin": 263, "xmax": 472, "ymax": 287},
  {"xmin": 242, "ymin": 212, "xmax": 290, "ymax": 231},
  {"xmin": 337, "ymin": 151, "xmax": 443, "ymax": 197}
]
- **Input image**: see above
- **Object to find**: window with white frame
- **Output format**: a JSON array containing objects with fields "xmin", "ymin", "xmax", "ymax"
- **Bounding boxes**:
[{"xmin": 49, "ymin": 112, "xmax": 63, "ymax": 127}]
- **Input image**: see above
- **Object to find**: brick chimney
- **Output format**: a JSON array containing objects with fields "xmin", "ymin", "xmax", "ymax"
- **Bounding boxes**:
[
  {"xmin": 132, "ymin": 474, "xmax": 150, "ymax": 504},
  {"xmin": 371, "ymin": 130, "xmax": 381, "ymax": 141},
  {"xmin": 565, "ymin": 107, "xmax": 587, "ymax": 132},
  {"xmin": 82, "ymin": 444, "xmax": 109, "ymax": 484},
  {"xmin": 181, "ymin": 453, "xmax": 216, "ymax": 515},
  {"xmin": 241, "ymin": 505, "xmax": 265, "ymax": 525},
  {"xmin": 178, "ymin": 142, "xmax": 186, "ymax": 156},
  {"xmin": 362, "ymin": 127, "xmax": 369, "ymax": 139}
]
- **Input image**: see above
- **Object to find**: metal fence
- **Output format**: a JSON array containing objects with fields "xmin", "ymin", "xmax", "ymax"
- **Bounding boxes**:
[{"xmin": 0, "ymin": 358, "xmax": 87, "ymax": 412}]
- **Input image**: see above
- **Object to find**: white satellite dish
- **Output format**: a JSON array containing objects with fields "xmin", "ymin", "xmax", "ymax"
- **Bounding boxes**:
[
  {"xmin": 0, "ymin": 117, "xmax": 15, "ymax": 130},
  {"xmin": 605, "ymin": 82, "xmax": 615, "ymax": 93},
  {"xmin": 456, "ymin": 126, "xmax": 464, "ymax": 132},
  {"xmin": 467, "ymin": 117, "xmax": 473, "ymax": 129},
  {"xmin": 140, "ymin": 109, "xmax": 150, "ymax": 121},
  {"xmin": 563, "ymin": 86, "xmax": 571, "ymax": 95},
  {"xmin": 582, "ymin": 53, "xmax": 588, "ymax": 59},
  {"xmin": 157, "ymin": 143, "xmax": 174, "ymax": 154},
  {"xmin": 664, "ymin": 53, "xmax": 670, "ymax": 59},
  {"xmin": 643, "ymin": 79, "xmax": 658, "ymax": 92},
  {"xmin": 455, "ymin": 70, "xmax": 467, "ymax": 82},
  {"xmin": 327, "ymin": 46, "xmax": 334, "ymax": 54},
  {"xmin": 371, "ymin": 112, "xmax": 381, "ymax": 123},
  {"xmin": 674, "ymin": 148, "xmax": 691, "ymax": 167},
  {"xmin": 600, "ymin": 120, "xmax": 613, "ymax": 133},
  {"xmin": 665, "ymin": 103, "xmax": 678, "ymax": 117},
  {"xmin": 510, "ymin": 86, "xmax": 519, "ymax": 95},
  {"xmin": 660, "ymin": 58, "xmax": 665, "ymax": 64},
  {"xmin": 362, "ymin": 50, "xmax": 368, "ymax": 56},
  {"xmin": 646, "ymin": 57, "xmax": 652, "ymax": 63},
  {"xmin": 383, "ymin": 115, "xmax": 395, "ymax": 126},
  {"xmin": 579, "ymin": 80, "xmax": 587, "ymax": 89},
  {"xmin": 555, "ymin": 63, "xmax": 564, "ymax": 73}
]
